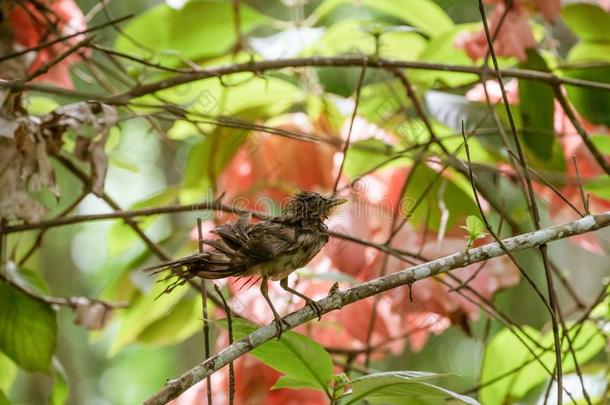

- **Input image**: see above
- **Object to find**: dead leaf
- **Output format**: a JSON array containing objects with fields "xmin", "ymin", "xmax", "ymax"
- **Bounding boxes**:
[{"xmin": 71, "ymin": 297, "xmax": 113, "ymax": 331}]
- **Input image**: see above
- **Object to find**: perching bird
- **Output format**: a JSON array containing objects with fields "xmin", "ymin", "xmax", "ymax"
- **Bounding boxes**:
[{"xmin": 144, "ymin": 192, "xmax": 347, "ymax": 337}]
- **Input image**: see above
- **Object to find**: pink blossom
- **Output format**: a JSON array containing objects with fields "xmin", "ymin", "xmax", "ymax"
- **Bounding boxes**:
[
  {"xmin": 455, "ymin": 4, "xmax": 536, "ymax": 62},
  {"xmin": 465, "ymin": 79, "xmax": 519, "ymax": 104}
]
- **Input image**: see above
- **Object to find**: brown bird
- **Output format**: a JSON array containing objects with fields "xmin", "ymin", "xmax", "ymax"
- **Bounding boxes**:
[{"xmin": 144, "ymin": 192, "xmax": 347, "ymax": 336}]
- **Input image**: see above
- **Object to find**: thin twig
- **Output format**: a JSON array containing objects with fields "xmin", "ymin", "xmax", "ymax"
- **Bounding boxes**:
[
  {"xmin": 196, "ymin": 219, "xmax": 213, "ymax": 405},
  {"xmin": 213, "ymin": 284, "xmax": 235, "ymax": 405},
  {"xmin": 333, "ymin": 61, "xmax": 367, "ymax": 193}
]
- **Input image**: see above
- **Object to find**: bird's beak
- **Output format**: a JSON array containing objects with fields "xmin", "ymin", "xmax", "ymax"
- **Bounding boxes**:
[{"xmin": 329, "ymin": 197, "xmax": 348, "ymax": 207}]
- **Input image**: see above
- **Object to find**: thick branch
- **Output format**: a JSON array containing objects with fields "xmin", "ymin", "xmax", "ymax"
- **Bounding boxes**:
[{"xmin": 143, "ymin": 211, "xmax": 610, "ymax": 405}]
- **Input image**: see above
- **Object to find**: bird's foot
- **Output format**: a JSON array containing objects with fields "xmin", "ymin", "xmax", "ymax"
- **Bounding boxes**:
[
  {"xmin": 273, "ymin": 316, "xmax": 290, "ymax": 340},
  {"xmin": 305, "ymin": 298, "xmax": 323, "ymax": 321}
]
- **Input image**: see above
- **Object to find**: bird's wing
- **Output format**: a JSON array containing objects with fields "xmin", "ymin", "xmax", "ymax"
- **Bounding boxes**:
[
  {"xmin": 211, "ymin": 213, "xmax": 252, "ymax": 251},
  {"xmin": 241, "ymin": 222, "xmax": 297, "ymax": 262}
]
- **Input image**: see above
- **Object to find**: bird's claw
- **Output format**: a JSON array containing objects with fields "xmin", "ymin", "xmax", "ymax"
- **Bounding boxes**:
[
  {"xmin": 305, "ymin": 298, "xmax": 323, "ymax": 321},
  {"xmin": 273, "ymin": 316, "xmax": 290, "ymax": 340}
]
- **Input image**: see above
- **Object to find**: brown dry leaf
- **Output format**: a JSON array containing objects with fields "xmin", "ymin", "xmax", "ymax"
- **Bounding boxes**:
[
  {"xmin": 70, "ymin": 297, "xmax": 113, "ymax": 330},
  {"xmin": 43, "ymin": 102, "xmax": 117, "ymax": 197}
]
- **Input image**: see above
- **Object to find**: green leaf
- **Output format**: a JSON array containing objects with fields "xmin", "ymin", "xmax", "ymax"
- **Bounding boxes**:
[
  {"xmin": 413, "ymin": 25, "xmax": 480, "ymax": 87},
  {"xmin": 0, "ymin": 352, "xmax": 16, "ymax": 393},
  {"xmin": 107, "ymin": 187, "xmax": 178, "ymax": 256},
  {"xmin": 180, "ymin": 126, "xmax": 248, "ymax": 203},
  {"xmin": 563, "ymin": 42, "xmax": 610, "ymax": 126},
  {"xmin": 480, "ymin": 323, "xmax": 606, "ymax": 404},
  {"xmin": 347, "ymin": 371, "xmax": 479, "ymax": 405},
  {"xmin": 562, "ymin": 4, "xmax": 610, "ymax": 41},
  {"xmin": 312, "ymin": 0, "xmax": 454, "ymax": 37},
  {"xmin": 114, "ymin": 1, "xmax": 269, "ymax": 66},
  {"xmin": 109, "ymin": 281, "xmax": 190, "ymax": 355},
  {"xmin": 0, "ymin": 388, "xmax": 9, "ymax": 405},
  {"xmin": 271, "ymin": 375, "xmax": 323, "ymax": 391},
  {"xmin": 50, "ymin": 360, "xmax": 69, "ymax": 405},
  {"xmin": 590, "ymin": 135, "xmax": 610, "ymax": 154},
  {"xmin": 462, "ymin": 215, "xmax": 485, "ymax": 237},
  {"xmin": 24, "ymin": 96, "xmax": 59, "ymax": 115},
  {"xmin": 343, "ymin": 139, "xmax": 405, "ymax": 178},
  {"xmin": 585, "ymin": 175, "xmax": 610, "ymax": 199},
  {"xmin": 226, "ymin": 319, "xmax": 334, "ymax": 392},
  {"xmin": 0, "ymin": 280, "xmax": 57, "ymax": 372},
  {"xmin": 518, "ymin": 50, "xmax": 559, "ymax": 163},
  {"xmin": 406, "ymin": 165, "xmax": 478, "ymax": 231},
  {"xmin": 137, "ymin": 296, "xmax": 203, "ymax": 346},
  {"xmin": 304, "ymin": 19, "xmax": 427, "ymax": 60}
]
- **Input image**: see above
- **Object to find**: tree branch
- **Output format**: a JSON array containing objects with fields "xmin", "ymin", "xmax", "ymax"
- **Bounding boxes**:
[
  {"xmin": 143, "ymin": 211, "xmax": 610, "ymax": 405},
  {"xmin": 102, "ymin": 56, "xmax": 610, "ymax": 105}
]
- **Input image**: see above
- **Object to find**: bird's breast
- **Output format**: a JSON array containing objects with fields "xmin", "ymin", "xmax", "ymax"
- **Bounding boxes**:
[{"xmin": 265, "ymin": 230, "xmax": 329, "ymax": 280}]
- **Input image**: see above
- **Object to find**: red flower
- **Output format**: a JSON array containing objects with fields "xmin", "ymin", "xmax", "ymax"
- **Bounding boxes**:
[{"xmin": 8, "ymin": 0, "xmax": 87, "ymax": 88}]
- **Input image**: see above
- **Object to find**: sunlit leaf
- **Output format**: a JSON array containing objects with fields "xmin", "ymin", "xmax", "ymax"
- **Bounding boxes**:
[
  {"xmin": 406, "ymin": 165, "xmax": 478, "ymax": 231},
  {"xmin": 480, "ymin": 323, "xmax": 606, "ymax": 403},
  {"xmin": 137, "ymin": 296, "xmax": 202, "ymax": 346},
  {"xmin": 413, "ymin": 24, "xmax": 480, "ymax": 87},
  {"xmin": 562, "ymin": 4, "xmax": 610, "ymax": 41},
  {"xmin": 271, "ymin": 375, "xmax": 322, "ymax": 391},
  {"xmin": 0, "ymin": 281, "xmax": 57, "ymax": 372},
  {"xmin": 0, "ymin": 388, "xmax": 9, "ymax": 405},
  {"xmin": 50, "ymin": 360, "xmax": 69, "ymax": 405},
  {"xmin": 109, "ymin": 281, "xmax": 190, "ymax": 355},
  {"xmin": 226, "ymin": 319, "xmax": 334, "ymax": 392},
  {"xmin": 303, "ymin": 19, "xmax": 426, "ymax": 60},
  {"xmin": 114, "ymin": 1, "xmax": 269, "ymax": 66},
  {"xmin": 0, "ymin": 352, "xmax": 16, "ymax": 394},
  {"xmin": 343, "ymin": 139, "xmax": 405, "ymax": 178},
  {"xmin": 312, "ymin": 0, "xmax": 454, "ymax": 37},
  {"xmin": 107, "ymin": 187, "xmax": 178, "ymax": 256},
  {"xmin": 347, "ymin": 371, "xmax": 478, "ymax": 404},
  {"xmin": 518, "ymin": 51, "xmax": 559, "ymax": 164},
  {"xmin": 563, "ymin": 42, "xmax": 610, "ymax": 126},
  {"xmin": 585, "ymin": 176, "xmax": 610, "ymax": 200},
  {"xmin": 590, "ymin": 135, "xmax": 610, "ymax": 154}
]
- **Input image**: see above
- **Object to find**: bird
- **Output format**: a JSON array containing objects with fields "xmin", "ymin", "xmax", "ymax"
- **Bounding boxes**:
[{"xmin": 144, "ymin": 191, "xmax": 348, "ymax": 337}]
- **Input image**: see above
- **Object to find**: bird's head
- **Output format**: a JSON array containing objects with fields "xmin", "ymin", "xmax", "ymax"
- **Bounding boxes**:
[{"xmin": 283, "ymin": 192, "xmax": 347, "ymax": 222}]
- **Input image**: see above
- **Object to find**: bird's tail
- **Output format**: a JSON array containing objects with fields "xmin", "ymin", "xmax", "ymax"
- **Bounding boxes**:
[{"xmin": 143, "ymin": 253, "xmax": 245, "ymax": 295}]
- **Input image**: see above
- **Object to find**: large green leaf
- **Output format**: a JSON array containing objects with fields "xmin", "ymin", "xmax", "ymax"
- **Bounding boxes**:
[
  {"xmin": 0, "ymin": 352, "xmax": 15, "ymax": 394},
  {"xmin": 479, "ymin": 326, "xmax": 536, "ymax": 405},
  {"xmin": 585, "ymin": 175, "xmax": 610, "ymax": 200},
  {"xmin": 347, "ymin": 371, "xmax": 479, "ymax": 404},
  {"xmin": 0, "ymin": 281, "xmax": 57, "ymax": 372},
  {"xmin": 563, "ymin": 42, "xmax": 610, "ymax": 126},
  {"xmin": 137, "ymin": 296, "xmax": 203, "ymax": 346},
  {"xmin": 228, "ymin": 319, "xmax": 334, "ymax": 392},
  {"xmin": 50, "ymin": 360, "xmax": 69, "ymax": 405},
  {"xmin": 0, "ymin": 388, "xmax": 9, "ymax": 405},
  {"xmin": 304, "ymin": 19, "xmax": 427, "ymax": 60},
  {"xmin": 562, "ymin": 4, "xmax": 610, "ymax": 41},
  {"xmin": 312, "ymin": 0, "xmax": 454, "ymax": 37},
  {"xmin": 344, "ymin": 139, "xmax": 407, "ymax": 178},
  {"xmin": 518, "ymin": 50, "xmax": 564, "ymax": 171},
  {"xmin": 413, "ymin": 24, "xmax": 480, "ymax": 87},
  {"xmin": 114, "ymin": 0, "xmax": 269, "ymax": 66},
  {"xmin": 480, "ymin": 323, "xmax": 606, "ymax": 404},
  {"xmin": 406, "ymin": 165, "xmax": 478, "ymax": 231},
  {"xmin": 109, "ymin": 281, "xmax": 191, "ymax": 355},
  {"xmin": 106, "ymin": 187, "xmax": 178, "ymax": 256}
]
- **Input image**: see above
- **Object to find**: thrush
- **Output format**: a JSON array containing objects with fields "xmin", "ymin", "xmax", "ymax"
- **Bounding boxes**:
[{"xmin": 144, "ymin": 192, "xmax": 347, "ymax": 337}]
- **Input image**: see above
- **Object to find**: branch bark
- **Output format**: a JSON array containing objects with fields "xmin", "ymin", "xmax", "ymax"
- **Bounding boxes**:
[{"xmin": 143, "ymin": 211, "xmax": 610, "ymax": 405}]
